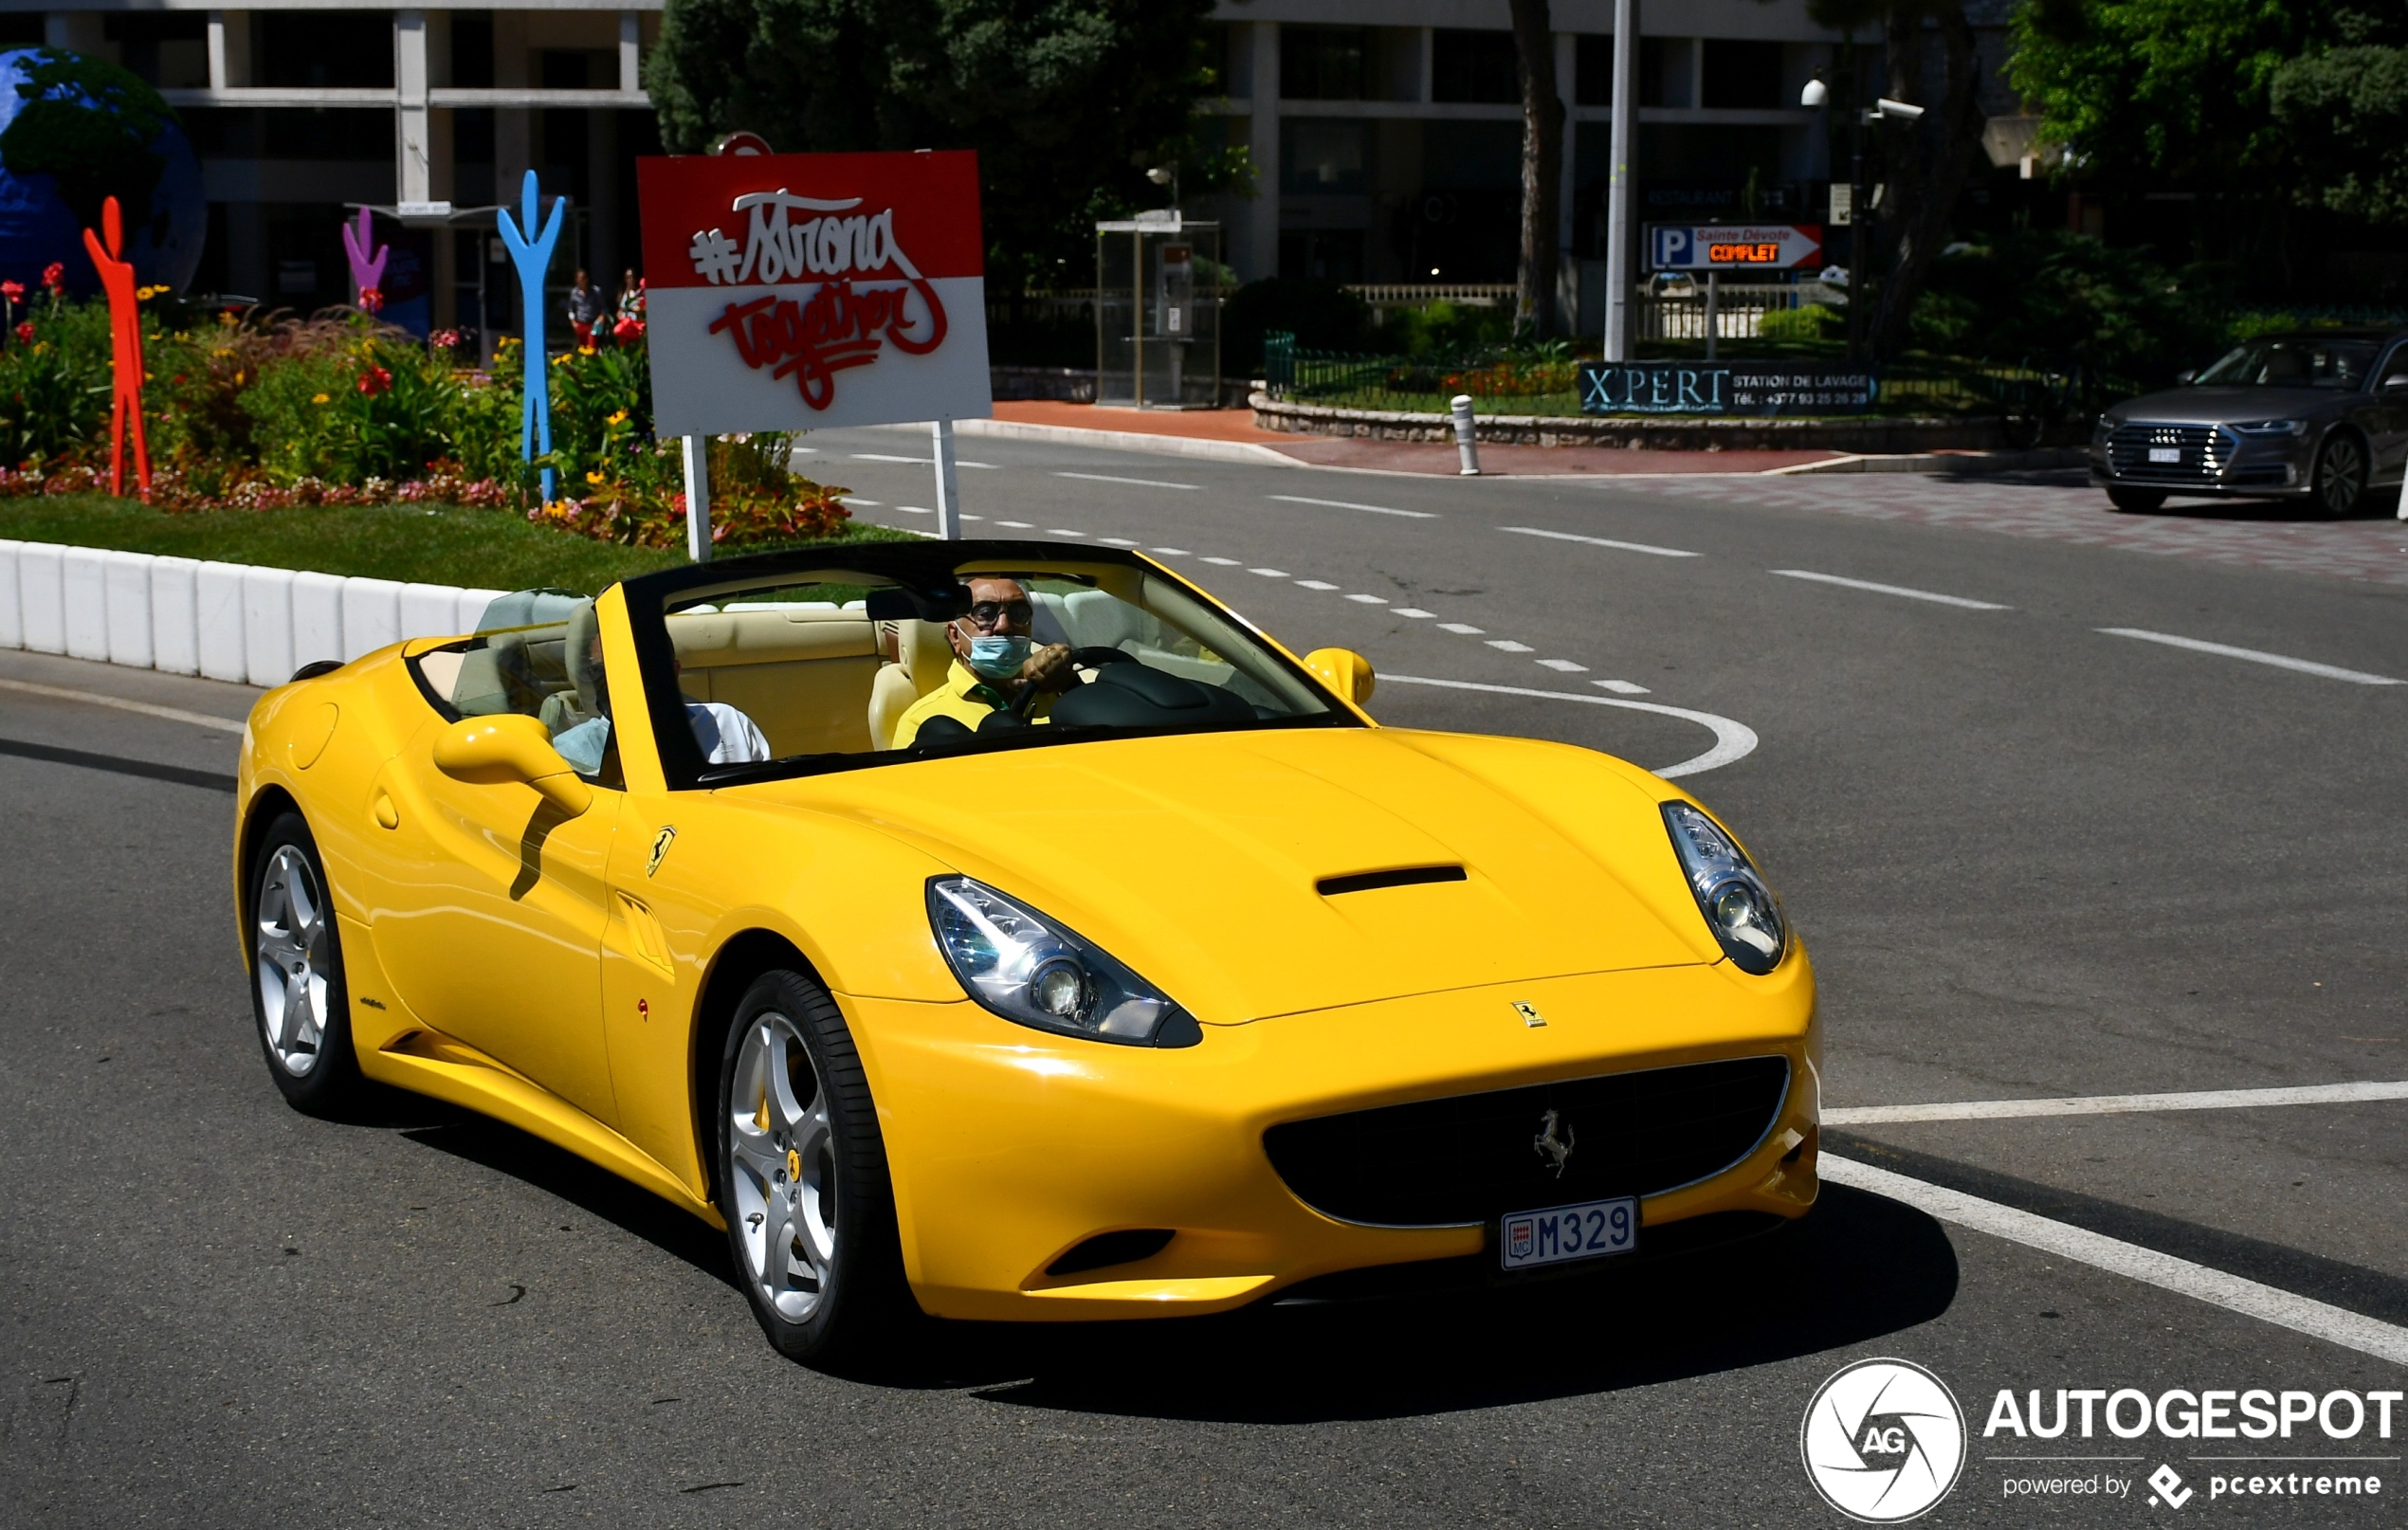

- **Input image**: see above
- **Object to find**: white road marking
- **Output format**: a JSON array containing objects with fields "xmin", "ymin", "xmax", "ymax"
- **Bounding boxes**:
[
  {"xmin": 893, "ymin": 505, "xmax": 934, "ymax": 515},
  {"xmin": 1394, "ymin": 608, "xmax": 1436, "ymax": 618},
  {"xmin": 1295, "ymin": 579, "xmax": 1341, "ymax": 591},
  {"xmin": 1438, "ymin": 622, "xmax": 1486, "ymax": 634},
  {"xmin": 1537, "ymin": 658, "xmax": 1588, "ymax": 672},
  {"xmin": 851, "ymin": 453, "xmax": 996, "ymax": 467},
  {"xmin": 1379, "ymin": 675, "xmax": 1758, "ymax": 777},
  {"xmin": 1268, "ymin": 494, "xmax": 1437, "ymax": 519},
  {"xmin": 2098, "ymin": 628, "xmax": 2405, "ymax": 686},
  {"xmin": 959, "ymin": 515, "xmax": 984, "ymax": 521},
  {"xmin": 994, "ymin": 519, "xmax": 1034, "ymax": 528},
  {"xmin": 1097, "ymin": 537, "xmax": 1140, "ymax": 546},
  {"xmin": 1486, "ymin": 639, "xmax": 1535, "ymax": 652},
  {"xmin": 1345, "ymin": 593, "xmax": 1389, "ymax": 604},
  {"xmin": 1502, "ymin": 525, "xmax": 1701, "ymax": 558},
  {"xmin": 1248, "ymin": 567, "xmax": 1290, "ymax": 577},
  {"xmin": 1201, "ymin": 556, "xmax": 1242, "ymax": 566},
  {"xmin": 0, "ymin": 676, "xmax": 246, "ymax": 733},
  {"xmin": 1593, "ymin": 679, "xmax": 1651, "ymax": 695},
  {"xmin": 1148, "ymin": 547, "xmax": 1190, "ymax": 556},
  {"xmin": 842, "ymin": 498, "xmax": 881, "ymax": 506},
  {"xmin": 1828, "ymin": 1079, "xmax": 2408, "ymax": 1126},
  {"xmin": 1771, "ymin": 569, "xmax": 2011, "ymax": 610},
  {"xmin": 1821, "ymin": 1154, "xmax": 2408, "ymax": 1367},
  {"xmin": 1055, "ymin": 471, "xmax": 1198, "ymax": 491},
  {"xmin": 1048, "ymin": 528, "xmax": 1086, "ymax": 537}
]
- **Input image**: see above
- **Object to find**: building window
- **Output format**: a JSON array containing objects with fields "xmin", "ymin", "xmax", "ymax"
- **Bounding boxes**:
[
  {"xmin": 1281, "ymin": 27, "xmax": 1366, "ymax": 100},
  {"xmin": 1575, "ymin": 34, "xmax": 1614, "ymax": 107},
  {"xmin": 1639, "ymin": 38, "xmax": 1691, "ymax": 109},
  {"xmin": 1431, "ymin": 29, "xmax": 1520, "ymax": 104},
  {"xmin": 256, "ymin": 11, "xmax": 396, "ymax": 90},
  {"xmin": 103, "ymin": 13, "xmax": 210, "ymax": 89},
  {"xmin": 1701, "ymin": 41, "xmax": 1782, "ymax": 110},
  {"xmin": 1278, "ymin": 230, "xmax": 1364, "ymax": 283},
  {"xmin": 1281, "ymin": 118, "xmax": 1368, "ymax": 195},
  {"xmin": 451, "ymin": 11, "xmax": 496, "ymax": 90}
]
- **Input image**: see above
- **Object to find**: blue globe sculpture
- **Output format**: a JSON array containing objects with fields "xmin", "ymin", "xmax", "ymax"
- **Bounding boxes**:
[{"xmin": 0, "ymin": 46, "xmax": 205, "ymax": 298}]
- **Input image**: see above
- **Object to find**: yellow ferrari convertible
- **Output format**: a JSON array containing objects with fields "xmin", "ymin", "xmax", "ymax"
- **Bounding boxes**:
[{"xmin": 236, "ymin": 540, "xmax": 1817, "ymax": 1362}]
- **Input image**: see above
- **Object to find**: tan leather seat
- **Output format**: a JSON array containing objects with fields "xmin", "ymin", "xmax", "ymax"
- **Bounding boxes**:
[
  {"xmin": 668, "ymin": 608, "xmax": 882, "ymax": 756},
  {"xmin": 867, "ymin": 619, "xmax": 955, "ymax": 749}
]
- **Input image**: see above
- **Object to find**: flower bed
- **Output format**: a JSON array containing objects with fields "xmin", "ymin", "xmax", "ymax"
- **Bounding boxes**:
[{"xmin": 0, "ymin": 273, "xmax": 850, "ymax": 551}]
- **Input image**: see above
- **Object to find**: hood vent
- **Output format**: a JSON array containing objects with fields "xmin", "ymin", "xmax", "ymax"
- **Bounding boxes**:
[{"xmin": 1317, "ymin": 865, "xmax": 1468, "ymax": 897}]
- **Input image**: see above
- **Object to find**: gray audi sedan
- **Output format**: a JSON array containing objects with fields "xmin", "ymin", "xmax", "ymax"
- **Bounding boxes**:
[{"xmin": 2089, "ymin": 330, "xmax": 2408, "ymax": 516}]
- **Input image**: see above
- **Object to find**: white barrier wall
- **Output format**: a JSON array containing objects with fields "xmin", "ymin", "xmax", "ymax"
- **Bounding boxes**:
[{"xmin": 3, "ymin": 540, "xmax": 514, "ymax": 689}]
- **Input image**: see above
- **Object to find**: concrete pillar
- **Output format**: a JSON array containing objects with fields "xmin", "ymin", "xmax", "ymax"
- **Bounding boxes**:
[
  {"xmin": 396, "ymin": 10, "xmax": 432, "ymax": 206},
  {"xmin": 618, "ymin": 10, "xmax": 641, "ymax": 92},
  {"xmin": 1247, "ymin": 21, "xmax": 1280, "ymax": 282}
]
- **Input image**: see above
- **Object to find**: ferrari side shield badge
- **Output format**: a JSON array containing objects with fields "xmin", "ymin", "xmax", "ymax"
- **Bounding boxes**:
[
  {"xmin": 648, "ymin": 825, "xmax": 678, "ymax": 877},
  {"xmin": 1512, "ymin": 1000, "xmax": 1545, "ymax": 1028}
]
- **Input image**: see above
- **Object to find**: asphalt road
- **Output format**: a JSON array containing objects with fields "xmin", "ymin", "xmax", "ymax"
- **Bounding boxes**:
[{"xmin": 2, "ymin": 433, "xmax": 2402, "ymax": 1526}]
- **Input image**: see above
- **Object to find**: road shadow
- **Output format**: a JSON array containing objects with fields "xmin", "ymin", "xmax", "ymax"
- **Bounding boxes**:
[
  {"xmin": 397, "ymin": 1115, "xmax": 739, "ymax": 1290},
  {"xmin": 888, "ymin": 1184, "xmax": 1957, "ymax": 1422}
]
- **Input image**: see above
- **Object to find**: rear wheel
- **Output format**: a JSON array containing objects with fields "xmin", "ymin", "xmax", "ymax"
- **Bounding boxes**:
[
  {"xmin": 2107, "ymin": 486, "xmax": 2166, "ymax": 514},
  {"xmin": 717, "ymin": 969, "xmax": 920, "ymax": 1365},
  {"xmin": 2312, "ymin": 433, "xmax": 2368, "ymax": 518},
  {"xmin": 248, "ymin": 811, "xmax": 365, "ymax": 1113}
]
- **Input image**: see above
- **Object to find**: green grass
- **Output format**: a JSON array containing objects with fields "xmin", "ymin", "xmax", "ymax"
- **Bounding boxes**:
[{"xmin": 0, "ymin": 495, "xmax": 921, "ymax": 593}]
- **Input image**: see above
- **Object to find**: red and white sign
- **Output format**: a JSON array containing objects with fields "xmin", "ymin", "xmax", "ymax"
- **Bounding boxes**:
[{"xmin": 637, "ymin": 150, "xmax": 992, "ymax": 435}]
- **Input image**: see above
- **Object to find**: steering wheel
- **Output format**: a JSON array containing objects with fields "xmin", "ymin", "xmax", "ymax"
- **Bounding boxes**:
[{"xmin": 1006, "ymin": 645, "xmax": 1134, "ymax": 719}]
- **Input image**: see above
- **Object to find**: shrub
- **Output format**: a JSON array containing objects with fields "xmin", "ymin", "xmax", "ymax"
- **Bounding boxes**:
[
  {"xmin": 1223, "ymin": 278, "xmax": 1373, "ymax": 373},
  {"xmin": 1759, "ymin": 303, "xmax": 1844, "ymax": 342},
  {"xmin": 1910, "ymin": 231, "xmax": 2224, "ymax": 384}
]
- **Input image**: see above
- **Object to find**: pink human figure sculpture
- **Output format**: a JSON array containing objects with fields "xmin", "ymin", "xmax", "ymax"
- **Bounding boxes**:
[
  {"xmin": 81, "ymin": 195, "xmax": 151, "ymax": 499},
  {"xmin": 342, "ymin": 206, "xmax": 389, "ymax": 309}
]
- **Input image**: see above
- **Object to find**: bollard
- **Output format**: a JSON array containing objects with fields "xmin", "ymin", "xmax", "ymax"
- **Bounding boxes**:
[{"xmin": 1450, "ymin": 394, "xmax": 1482, "ymax": 477}]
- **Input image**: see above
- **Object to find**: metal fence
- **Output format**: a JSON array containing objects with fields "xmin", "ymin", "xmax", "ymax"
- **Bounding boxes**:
[{"xmin": 1633, "ymin": 283, "xmax": 1832, "ymax": 342}]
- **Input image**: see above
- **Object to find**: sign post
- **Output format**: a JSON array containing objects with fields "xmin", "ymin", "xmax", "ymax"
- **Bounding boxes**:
[
  {"xmin": 682, "ymin": 434, "xmax": 711, "ymax": 560},
  {"xmin": 638, "ymin": 149, "xmax": 993, "ymax": 553}
]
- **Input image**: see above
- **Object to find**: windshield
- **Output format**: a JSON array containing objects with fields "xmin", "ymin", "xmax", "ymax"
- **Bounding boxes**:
[
  {"xmin": 623, "ymin": 551, "xmax": 1349, "ymax": 788},
  {"xmin": 2193, "ymin": 338, "xmax": 2379, "ymax": 391}
]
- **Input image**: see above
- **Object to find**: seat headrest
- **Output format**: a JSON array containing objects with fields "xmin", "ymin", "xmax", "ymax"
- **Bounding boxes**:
[{"xmin": 896, "ymin": 619, "xmax": 955, "ymax": 691}]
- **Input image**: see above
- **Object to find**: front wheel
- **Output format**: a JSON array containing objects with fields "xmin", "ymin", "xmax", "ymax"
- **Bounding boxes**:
[
  {"xmin": 248, "ymin": 811, "xmax": 365, "ymax": 1113},
  {"xmin": 2107, "ymin": 486, "xmax": 2166, "ymax": 514},
  {"xmin": 2312, "ymin": 432, "xmax": 2367, "ymax": 518},
  {"xmin": 717, "ymin": 969, "xmax": 921, "ymax": 1365}
]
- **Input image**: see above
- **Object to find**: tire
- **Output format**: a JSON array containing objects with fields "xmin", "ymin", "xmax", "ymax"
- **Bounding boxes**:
[
  {"xmin": 247, "ymin": 811, "xmax": 366, "ymax": 1114},
  {"xmin": 2107, "ymin": 486, "xmax": 2166, "ymax": 514},
  {"xmin": 716, "ymin": 969, "xmax": 921, "ymax": 1365},
  {"xmin": 2312, "ymin": 433, "xmax": 2368, "ymax": 518}
]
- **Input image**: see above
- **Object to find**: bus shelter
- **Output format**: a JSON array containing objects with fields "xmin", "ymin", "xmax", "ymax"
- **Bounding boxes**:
[{"xmin": 1095, "ymin": 213, "xmax": 1222, "ymax": 409}]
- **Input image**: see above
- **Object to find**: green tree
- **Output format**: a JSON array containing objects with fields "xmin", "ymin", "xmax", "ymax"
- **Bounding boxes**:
[{"xmin": 644, "ymin": 0, "xmax": 1232, "ymax": 289}]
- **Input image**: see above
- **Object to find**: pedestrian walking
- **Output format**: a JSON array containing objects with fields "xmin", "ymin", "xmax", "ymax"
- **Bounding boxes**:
[{"xmin": 566, "ymin": 268, "xmax": 604, "ymax": 346}]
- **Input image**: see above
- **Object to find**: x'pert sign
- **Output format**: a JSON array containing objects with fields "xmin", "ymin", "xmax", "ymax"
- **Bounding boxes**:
[
  {"xmin": 637, "ymin": 149, "xmax": 994, "ymax": 436},
  {"xmin": 1648, "ymin": 224, "xmax": 1824, "ymax": 271}
]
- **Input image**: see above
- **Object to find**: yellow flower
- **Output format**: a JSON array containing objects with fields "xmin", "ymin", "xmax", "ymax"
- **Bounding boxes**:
[
  {"xmin": 585, "ymin": 470, "xmax": 606, "ymax": 486},
  {"xmin": 606, "ymin": 410, "xmax": 629, "ymax": 426},
  {"xmin": 312, "ymin": 392, "xmax": 331, "ymax": 404}
]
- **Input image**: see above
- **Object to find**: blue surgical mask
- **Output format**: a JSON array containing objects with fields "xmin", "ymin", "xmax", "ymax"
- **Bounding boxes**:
[{"xmin": 965, "ymin": 633, "xmax": 1031, "ymax": 681}]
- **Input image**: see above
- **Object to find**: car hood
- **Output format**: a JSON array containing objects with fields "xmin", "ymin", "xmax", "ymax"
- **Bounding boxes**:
[
  {"xmin": 2111, "ymin": 386, "xmax": 2344, "ymax": 426},
  {"xmin": 745, "ymin": 727, "xmax": 1719, "ymax": 1023}
]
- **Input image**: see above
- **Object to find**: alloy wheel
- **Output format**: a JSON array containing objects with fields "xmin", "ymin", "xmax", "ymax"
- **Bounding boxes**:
[
  {"xmin": 255, "ymin": 845, "xmax": 331, "ymax": 1077},
  {"xmin": 728, "ymin": 1013, "xmax": 838, "ymax": 1321},
  {"xmin": 2318, "ymin": 435, "xmax": 2365, "ymax": 516}
]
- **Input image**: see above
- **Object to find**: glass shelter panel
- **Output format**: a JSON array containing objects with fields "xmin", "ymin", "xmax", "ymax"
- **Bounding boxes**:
[{"xmin": 1094, "ymin": 219, "xmax": 1223, "ymax": 409}]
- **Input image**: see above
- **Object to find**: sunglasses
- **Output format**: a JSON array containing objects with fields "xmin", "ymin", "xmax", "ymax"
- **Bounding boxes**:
[{"xmin": 961, "ymin": 599, "xmax": 1034, "ymax": 628}]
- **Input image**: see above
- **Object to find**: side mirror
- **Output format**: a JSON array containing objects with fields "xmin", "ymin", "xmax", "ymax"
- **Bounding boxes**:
[
  {"xmin": 432, "ymin": 714, "xmax": 592, "ymax": 816},
  {"xmin": 1303, "ymin": 647, "xmax": 1377, "ymax": 708},
  {"xmin": 2382, "ymin": 373, "xmax": 2408, "ymax": 392},
  {"xmin": 2175, "ymin": 370, "xmax": 2197, "ymax": 386}
]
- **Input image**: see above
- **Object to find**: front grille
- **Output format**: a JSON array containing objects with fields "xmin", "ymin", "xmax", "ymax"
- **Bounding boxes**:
[
  {"xmin": 1263, "ymin": 1055, "xmax": 1791, "ymax": 1228},
  {"xmin": 2107, "ymin": 423, "xmax": 2237, "ymax": 483}
]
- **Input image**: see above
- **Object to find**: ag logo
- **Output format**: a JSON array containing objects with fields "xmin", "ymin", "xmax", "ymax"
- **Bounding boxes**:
[{"xmin": 1799, "ymin": 1357, "xmax": 1966, "ymax": 1522}]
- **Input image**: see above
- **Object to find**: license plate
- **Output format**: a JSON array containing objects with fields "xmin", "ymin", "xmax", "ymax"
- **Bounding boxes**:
[
  {"xmin": 1500, "ymin": 1195, "xmax": 1637, "ymax": 1270},
  {"xmin": 2147, "ymin": 446, "xmax": 2180, "ymax": 463}
]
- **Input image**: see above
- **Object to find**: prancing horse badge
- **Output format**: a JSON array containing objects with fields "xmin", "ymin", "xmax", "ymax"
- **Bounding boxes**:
[
  {"xmin": 647, "ymin": 825, "xmax": 678, "ymax": 877},
  {"xmin": 1511, "ymin": 1000, "xmax": 1545, "ymax": 1028}
]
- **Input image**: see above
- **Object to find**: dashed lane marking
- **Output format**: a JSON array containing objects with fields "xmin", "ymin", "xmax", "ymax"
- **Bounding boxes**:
[
  {"xmin": 1537, "ymin": 658, "xmax": 1588, "ymax": 672},
  {"xmin": 1344, "ymin": 593, "xmax": 1388, "ymax": 604},
  {"xmin": 1822, "ymin": 1154, "xmax": 2408, "ymax": 1366},
  {"xmin": 1828, "ymin": 1080, "xmax": 2408, "ymax": 1125},
  {"xmin": 1486, "ymin": 640, "xmax": 1535, "ymax": 652},
  {"xmin": 994, "ymin": 519, "xmax": 1034, "ymax": 528},
  {"xmin": 1268, "ymin": 494, "xmax": 1437, "ymax": 520},
  {"xmin": 1200, "ymin": 556, "xmax": 1242, "ymax": 566},
  {"xmin": 2098, "ymin": 628, "xmax": 2405, "ymax": 686},
  {"xmin": 1501, "ymin": 525, "xmax": 1701, "ymax": 558},
  {"xmin": 1378, "ymin": 675, "xmax": 1759, "ymax": 778},
  {"xmin": 0, "ymin": 677, "xmax": 246, "ymax": 734},
  {"xmin": 1054, "ymin": 471, "xmax": 1199, "ymax": 491},
  {"xmin": 1148, "ymin": 547, "xmax": 1191, "ymax": 556},
  {"xmin": 850, "ymin": 453, "xmax": 997, "ymax": 468},
  {"xmin": 1394, "ymin": 608, "xmax": 1436, "ymax": 618},
  {"xmin": 1248, "ymin": 567, "xmax": 1291, "ymax": 577},
  {"xmin": 1438, "ymin": 622, "xmax": 1486, "ymax": 634},
  {"xmin": 1592, "ymin": 679, "xmax": 1651, "ymax": 695},
  {"xmin": 1295, "ymin": 579, "xmax": 1341, "ymax": 591},
  {"xmin": 1770, "ymin": 569, "xmax": 2012, "ymax": 610}
]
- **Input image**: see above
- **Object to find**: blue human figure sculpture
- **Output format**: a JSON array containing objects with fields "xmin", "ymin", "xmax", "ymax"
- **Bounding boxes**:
[{"xmin": 496, "ymin": 170, "xmax": 569, "ymax": 501}]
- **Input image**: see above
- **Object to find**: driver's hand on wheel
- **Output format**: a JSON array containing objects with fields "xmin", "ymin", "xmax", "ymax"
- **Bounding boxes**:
[{"xmin": 1019, "ymin": 642, "xmax": 1076, "ymax": 692}]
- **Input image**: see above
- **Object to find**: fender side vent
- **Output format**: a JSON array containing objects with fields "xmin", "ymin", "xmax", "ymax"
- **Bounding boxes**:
[
  {"xmin": 1316, "ymin": 865, "xmax": 1467, "ymax": 897},
  {"xmin": 1047, "ymin": 1229, "xmax": 1175, "ymax": 1277}
]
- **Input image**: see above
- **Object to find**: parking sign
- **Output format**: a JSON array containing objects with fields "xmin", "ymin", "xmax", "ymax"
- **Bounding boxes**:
[{"xmin": 1648, "ymin": 224, "xmax": 1823, "ymax": 271}]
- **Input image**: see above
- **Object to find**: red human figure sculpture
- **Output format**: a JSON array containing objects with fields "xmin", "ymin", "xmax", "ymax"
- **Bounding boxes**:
[{"xmin": 82, "ymin": 196, "xmax": 151, "ymax": 499}]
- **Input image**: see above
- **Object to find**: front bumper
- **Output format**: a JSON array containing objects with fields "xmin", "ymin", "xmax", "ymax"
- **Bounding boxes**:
[
  {"xmin": 843, "ymin": 956, "xmax": 1820, "ymax": 1321},
  {"xmin": 2089, "ymin": 429, "xmax": 2311, "ymax": 497}
]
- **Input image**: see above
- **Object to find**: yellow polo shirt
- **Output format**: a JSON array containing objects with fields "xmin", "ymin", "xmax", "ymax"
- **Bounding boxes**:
[{"xmin": 891, "ymin": 660, "xmax": 1053, "ymax": 748}]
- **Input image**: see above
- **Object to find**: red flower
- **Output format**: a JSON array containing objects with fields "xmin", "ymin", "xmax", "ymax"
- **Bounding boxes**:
[
  {"xmin": 612, "ymin": 315, "xmax": 645, "ymax": 341},
  {"xmin": 358, "ymin": 287, "xmax": 385, "ymax": 314},
  {"xmin": 356, "ymin": 365, "xmax": 393, "ymax": 396},
  {"xmin": 12, "ymin": 322, "xmax": 29, "ymax": 345},
  {"xmin": 0, "ymin": 281, "xmax": 20, "ymax": 302},
  {"xmin": 41, "ymin": 263, "xmax": 64, "ymax": 293}
]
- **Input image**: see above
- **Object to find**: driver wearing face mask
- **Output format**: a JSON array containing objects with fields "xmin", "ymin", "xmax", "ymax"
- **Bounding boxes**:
[{"xmin": 889, "ymin": 576, "xmax": 1076, "ymax": 748}]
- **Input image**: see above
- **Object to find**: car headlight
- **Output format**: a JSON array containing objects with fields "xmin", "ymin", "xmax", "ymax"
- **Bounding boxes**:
[
  {"xmin": 926, "ymin": 876, "xmax": 1201, "ymax": 1047},
  {"xmin": 1662, "ymin": 803, "xmax": 1787, "ymax": 975},
  {"xmin": 2234, "ymin": 418, "xmax": 2308, "ymax": 435}
]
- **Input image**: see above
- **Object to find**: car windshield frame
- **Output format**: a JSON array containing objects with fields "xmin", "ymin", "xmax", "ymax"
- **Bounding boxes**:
[
  {"xmin": 2192, "ymin": 337, "xmax": 2383, "ymax": 392},
  {"xmin": 616, "ymin": 540, "xmax": 1362, "ymax": 792}
]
